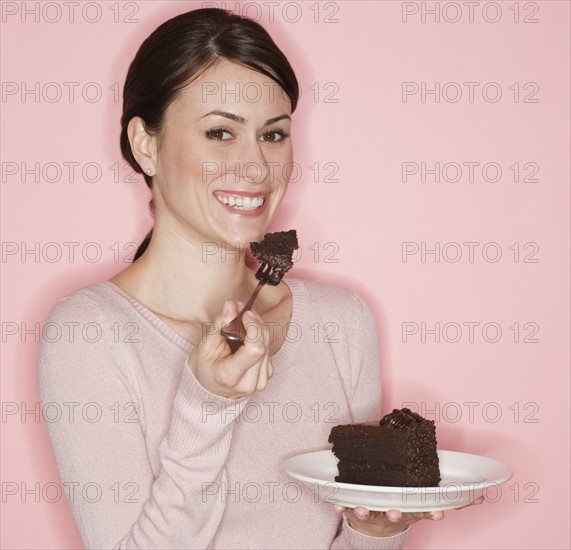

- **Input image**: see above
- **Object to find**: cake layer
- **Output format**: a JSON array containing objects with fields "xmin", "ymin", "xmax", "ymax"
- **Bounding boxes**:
[
  {"xmin": 335, "ymin": 470, "xmax": 406, "ymax": 487},
  {"xmin": 337, "ymin": 460, "xmax": 406, "ymax": 472},
  {"xmin": 329, "ymin": 438, "xmax": 406, "ymax": 462},
  {"xmin": 335, "ymin": 460, "xmax": 440, "ymax": 487}
]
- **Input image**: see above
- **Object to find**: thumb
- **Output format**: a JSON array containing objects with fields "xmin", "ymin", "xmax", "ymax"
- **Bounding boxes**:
[
  {"xmin": 214, "ymin": 300, "xmax": 239, "ymax": 329},
  {"xmin": 217, "ymin": 300, "xmax": 238, "ymax": 323},
  {"xmin": 217, "ymin": 299, "xmax": 242, "ymax": 337},
  {"xmin": 215, "ymin": 300, "xmax": 244, "ymax": 355},
  {"xmin": 202, "ymin": 300, "xmax": 239, "ymax": 346}
]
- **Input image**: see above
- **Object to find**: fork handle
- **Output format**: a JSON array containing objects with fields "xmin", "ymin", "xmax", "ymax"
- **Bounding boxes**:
[{"xmin": 221, "ymin": 281, "xmax": 265, "ymax": 352}]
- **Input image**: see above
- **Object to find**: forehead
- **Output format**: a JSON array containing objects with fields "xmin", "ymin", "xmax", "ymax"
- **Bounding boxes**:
[{"xmin": 171, "ymin": 59, "xmax": 292, "ymax": 117}]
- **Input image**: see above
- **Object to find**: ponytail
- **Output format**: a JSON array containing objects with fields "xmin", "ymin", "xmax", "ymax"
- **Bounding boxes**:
[{"xmin": 133, "ymin": 229, "xmax": 152, "ymax": 262}]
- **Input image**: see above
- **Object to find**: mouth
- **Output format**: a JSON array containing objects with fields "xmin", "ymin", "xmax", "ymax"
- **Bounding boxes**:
[{"xmin": 214, "ymin": 191, "xmax": 266, "ymax": 212}]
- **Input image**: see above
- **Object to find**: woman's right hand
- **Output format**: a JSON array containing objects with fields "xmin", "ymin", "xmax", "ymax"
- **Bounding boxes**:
[{"xmin": 187, "ymin": 300, "xmax": 274, "ymax": 399}]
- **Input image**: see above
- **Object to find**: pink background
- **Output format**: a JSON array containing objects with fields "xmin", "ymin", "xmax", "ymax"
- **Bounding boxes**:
[{"xmin": 1, "ymin": 1, "xmax": 569, "ymax": 548}]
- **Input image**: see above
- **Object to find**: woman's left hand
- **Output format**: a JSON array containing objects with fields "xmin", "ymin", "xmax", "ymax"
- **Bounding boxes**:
[{"xmin": 334, "ymin": 496, "xmax": 484, "ymax": 537}]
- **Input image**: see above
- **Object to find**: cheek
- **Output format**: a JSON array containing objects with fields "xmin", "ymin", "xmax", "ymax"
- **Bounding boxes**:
[
  {"xmin": 159, "ymin": 137, "xmax": 208, "ymax": 188},
  {"xmin": 267, "ymin": 147, "xmax": 293, "ymax": 184},
  {"xmin": 281, "ymin": 153, "xmax": 295, "ymax": 184}
]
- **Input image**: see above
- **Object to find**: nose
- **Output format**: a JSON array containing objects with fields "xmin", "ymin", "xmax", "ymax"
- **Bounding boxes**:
[
  {"xmin": 239, "ymin": 140, "xmax": 270, "ymax": 185},
  {"xmin": 243, "ymin": 162, "xmax": 262, "ymax": 183}
]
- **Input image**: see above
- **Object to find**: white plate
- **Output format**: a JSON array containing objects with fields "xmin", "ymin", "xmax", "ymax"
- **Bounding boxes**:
[{"xmin": 283, "ymin": 449, "xmax": 513, "ymax": 512}]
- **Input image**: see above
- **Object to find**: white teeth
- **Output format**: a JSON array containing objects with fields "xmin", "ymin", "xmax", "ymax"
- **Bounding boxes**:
[{"xmin": 216, "ymin": 194, "xmax": 264, "ymax": 210}]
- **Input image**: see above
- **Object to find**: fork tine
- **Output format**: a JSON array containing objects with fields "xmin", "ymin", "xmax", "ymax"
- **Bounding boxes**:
[
  {"xmin": 254, "ymin": 262, "xmax": 284, "ymax": 286},
  {"xmin": 259, "ymin": 265, "xmax": 283, "ymax": 285}
]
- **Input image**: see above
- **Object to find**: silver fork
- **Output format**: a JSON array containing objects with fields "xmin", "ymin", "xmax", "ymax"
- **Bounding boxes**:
[{"xmin": 221, "ymin": 262, "xmax": 285, "ymax": 353}]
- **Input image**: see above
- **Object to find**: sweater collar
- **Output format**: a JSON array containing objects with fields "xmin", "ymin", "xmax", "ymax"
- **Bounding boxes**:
[{"xmin": 102, "ymin": 278, "xmax": 307, "ymax": 367}]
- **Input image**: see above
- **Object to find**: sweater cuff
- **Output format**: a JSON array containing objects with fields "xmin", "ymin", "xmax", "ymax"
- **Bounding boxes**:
[
  {"xmin": 336, "ymin": 515, "xmax": 409, "ymax": 550},
  {"xmin": 166, "ymin": 357, "xmax": 250, "ymax": 456}
]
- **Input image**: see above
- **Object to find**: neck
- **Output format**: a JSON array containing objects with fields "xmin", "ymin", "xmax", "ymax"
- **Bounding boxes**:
[{"xmin": 115, "ymin": 228, "xmax": 258, "ymax": 322}]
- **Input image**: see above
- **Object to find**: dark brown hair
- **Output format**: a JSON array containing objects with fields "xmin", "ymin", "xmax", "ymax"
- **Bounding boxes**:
[{"xmin": 120, "ymin": 8, "xmax": 300, "ymax": 261}]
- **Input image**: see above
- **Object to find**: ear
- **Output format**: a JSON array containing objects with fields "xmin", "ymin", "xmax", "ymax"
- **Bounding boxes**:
[{"xmin": 127, "ymin": 117, "xmax": 158, "ymax": 175}]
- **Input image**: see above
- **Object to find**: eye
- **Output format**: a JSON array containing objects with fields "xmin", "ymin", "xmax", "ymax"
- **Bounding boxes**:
[
  {"xmin": 260, "ymin": 128, "xmax": 290, "ymax": 143},
  {"xmin": 205, "ymin": 127, "xmax": 232, "ymax": 141}
]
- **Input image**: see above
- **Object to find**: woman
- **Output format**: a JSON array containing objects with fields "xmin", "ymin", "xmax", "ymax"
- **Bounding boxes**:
[{"xmin": 38, "ymin": 8, "xmax": 478, "ymax": 549}]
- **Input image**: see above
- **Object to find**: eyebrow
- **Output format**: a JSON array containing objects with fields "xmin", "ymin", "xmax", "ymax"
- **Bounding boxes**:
[{"xmin": 199, "ymin": 110, "xmax": 290, "ymax": 126}]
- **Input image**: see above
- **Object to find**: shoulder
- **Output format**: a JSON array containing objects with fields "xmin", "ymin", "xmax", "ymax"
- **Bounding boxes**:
[
  {"xmin": 38, "ymin": 283, "xmax": 116, "ymax": 392},
  {"xmin": 288, "ymin": 278, "xmax": 379, "ymax": 353},
  {"xmin": 38, "ymin": 283, "xmax": 120, "ymax": 358},
  {"xmin": 288, "ymin": 279, "xmax": 381, "ymax": 387},
  {"xmin": 290, "ymin": 278, "xmax": 375, "ymax": 322},
  {"xmin": 43, "ymin": 281, "xmax": 124, "ymax": 323}
]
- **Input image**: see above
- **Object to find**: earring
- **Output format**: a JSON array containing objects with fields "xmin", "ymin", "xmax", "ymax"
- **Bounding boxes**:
[{"xmin": 146, "ymin": 168, "xmax": 152, "ymax": 174}]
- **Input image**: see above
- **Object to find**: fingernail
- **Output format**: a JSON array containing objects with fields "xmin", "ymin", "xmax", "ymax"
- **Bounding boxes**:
[
  {"xmin": 432, "ymin": 511, "xmax": 444, "ymax": 520},
  {"xmin": 223, "ymin": 301, "xmax": 230, "ymax": 315},
  {"xmin": 334, "ymin": 505, "xmax": 344, "ymax": 513},
  {"xmin": 387, "ymin": 512, "xmax": 399, "ymax": 522},
  {"xmin": 356, "ymin": 511, "xmax": 367, "ymax": 520}
]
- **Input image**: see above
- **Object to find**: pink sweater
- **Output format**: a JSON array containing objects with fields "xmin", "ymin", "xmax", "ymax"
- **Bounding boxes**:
[{"xmin": 38, "ymin": 278, "xmax": 409, "ymax": 549}]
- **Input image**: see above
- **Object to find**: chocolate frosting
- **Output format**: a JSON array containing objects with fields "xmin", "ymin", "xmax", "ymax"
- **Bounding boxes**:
[
  {"xmin": 250, "ymin": 229, "xmax": 299, "ymax": 272},
  {"xmin": 379, "ymin": 408, "xmax": 425, "ymax": 429}
]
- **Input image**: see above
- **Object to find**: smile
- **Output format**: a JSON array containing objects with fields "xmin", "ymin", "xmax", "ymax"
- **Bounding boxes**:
[{"xmin": 214, "ymin": 192, "xmax": 265, "ymax": 211}]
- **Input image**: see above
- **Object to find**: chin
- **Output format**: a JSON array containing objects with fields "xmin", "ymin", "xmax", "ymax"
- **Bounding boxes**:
[{"xmin": 215, "ymin": 228, "xmax": 264, "ymax": 250}]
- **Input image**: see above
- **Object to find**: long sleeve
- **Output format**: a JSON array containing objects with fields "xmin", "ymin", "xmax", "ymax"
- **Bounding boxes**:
[
  {"xmin": 38, "ymin": 294, "xmax": 249, "ymax": 549},
  {"xmin": 333, "ymin": 517, "xmax": 409, "ymax": 550},
  {"xmin": 331, "ymin": 292, "xmax": 409, "ymax": 550}
]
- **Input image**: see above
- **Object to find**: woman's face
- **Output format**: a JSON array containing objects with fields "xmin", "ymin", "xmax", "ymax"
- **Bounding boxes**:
[{"xmin": 151, "ymin": 59, "xmax": 293, "ymax": 250}]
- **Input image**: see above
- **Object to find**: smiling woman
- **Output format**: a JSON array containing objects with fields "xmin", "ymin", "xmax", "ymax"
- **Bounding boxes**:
[
  {"xmin": 37, "ymin": 7, "xmax": 462, "ymax": 550},
  {"xmin": 117, "ymin": 8, "xmax": 299, "ymax": 262}
]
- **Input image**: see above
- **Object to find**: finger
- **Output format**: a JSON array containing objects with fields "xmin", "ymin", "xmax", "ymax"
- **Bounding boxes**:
[
  {"xmin": 458, "ymin": 495, "xmax": 485, "ymax": 509},
  {"xmin": 206, "ymin": 300, "xmax": 239, "ymax": 351},
  {"xmin": 334, "ymin": 505, "xmax": 346, "ymax": 514},
  {"xmin": 214, "ymin": 300, "xmax": 239, "ymax": 334},
  {"xmin": 385, "ymin": 509, "xmax": 403, "ymax": 523},
  {"xmin": 232, "ymin": 311, "xmax": 266, "ymax": 391},
  {"xmin": 255, "ymin": 326, "xmax": 273, "ymax": 391},
  {"xmin": 353, "ymin": 506, "xmax": 370, "ymax": 521},
  {"xmin": 406, "ymin": 511, "xmax": 443, "ymax": 521},
  {"xmin": 216, "ymin": 304, "xmax": 264, "ymax": 387},
  {"xmin": 220, "ymin": 300, "xmax": 239, "ymax": 323},
  {"xmin": 242, "ymin": 310, "xmax": 266, "ymax": 352},
  {"xmin": 255, "ymin": 354, "xmax": 270, "ymax": 391}
]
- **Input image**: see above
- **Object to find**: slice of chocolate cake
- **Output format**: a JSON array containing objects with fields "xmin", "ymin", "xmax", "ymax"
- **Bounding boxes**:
[
  {"xmin": 249, "ymin": 229, "xmax": 298, "ymax": 273},
  {"xmin": 328, "ymin": 408, "xmax": 441, "ymax": 487}
]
